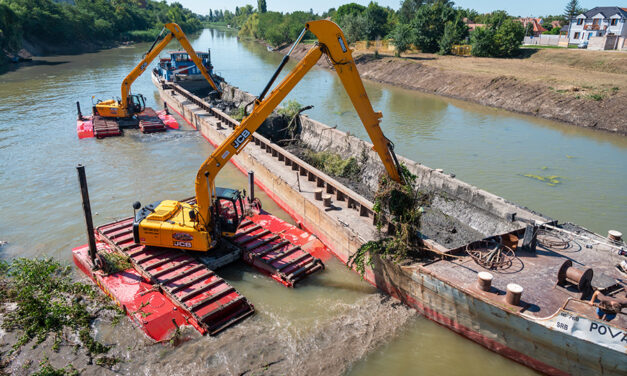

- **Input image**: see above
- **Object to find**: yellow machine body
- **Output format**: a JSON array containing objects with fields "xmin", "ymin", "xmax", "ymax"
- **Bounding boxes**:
[
  {"xmin": 94, "ymin": 99, "xmax": 122, "ymax": 118},
  {"xmin": 135, "ymin": 200, "xmax": 212, "ymax": 251}
]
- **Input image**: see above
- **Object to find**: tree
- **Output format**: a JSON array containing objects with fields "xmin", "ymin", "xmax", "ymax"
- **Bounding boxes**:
[
  {"xmin": 334, "ymin": 2, "xmax": 366, "ymax": 24},
  {"xmin": 257, "ymin": 0, "xmax": 267, "ymax": 13},
  {"xmin": 322, "ymin": 8, "xmax": 336, "ymax": 19},
  {"xmin": 398, "ymin": 0, "xmax": 424, "ymax": 24},
  {"xmin": 524, "ymin": 22, "xmax": 534, "ymax": 36},
  {"xmin": 564, "ymin": 0, "xmax": 580, "ymax": 21},
  {"xmin": 364, "ymin": 2, "xmax": 389, "ymax": 40},
  {"xmin": 411, "ymin": 1, "xmax": 455, "ymax": 53},
  {"xmin": 471, "ymin": 17, "xmax": 524, "ymax": 57},
  {"xmin": 438, "ymin": 14, "xmax": 469, "ymax": 54},
  {"xmin": 470, "ymin": 27, "xmax": 494, "ymax": 57},
  {"xmin": 486, "ymin": 10, "xmax": 509, "ymax": 30},
  {"xmin": 493, "ymin": 19, "xmax": 524, "ymax": 57},
  {"xmin": 341, "ymin": 13, "xmax": 368, "ymax": 43},
  {"xmin": 390, "ymin": 23, "xmax": 413, "ymax": 56}
]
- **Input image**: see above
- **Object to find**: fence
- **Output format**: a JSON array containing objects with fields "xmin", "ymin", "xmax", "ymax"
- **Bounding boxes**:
[
  {"xmin": 523, "ymin": 35, "xmax": 569, "ymax": 47},
  {"xmin": 353, "ymin": 40, "xmax": 397, "ymax": 52}
]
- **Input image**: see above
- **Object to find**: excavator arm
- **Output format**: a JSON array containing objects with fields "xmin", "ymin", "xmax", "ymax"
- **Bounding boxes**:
[
  {"xmin": 99, "ymin": 23, "xmax": 220, "ymax": 118},
  {"xmin": 194, "ymin": 19, "xmax": 403, "ymax": 228}
]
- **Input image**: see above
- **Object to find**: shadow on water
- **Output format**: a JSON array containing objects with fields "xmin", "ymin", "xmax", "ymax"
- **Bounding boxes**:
[{"xmin": 1, "ymin": 59, "xmax": 68, "ymax": 74}]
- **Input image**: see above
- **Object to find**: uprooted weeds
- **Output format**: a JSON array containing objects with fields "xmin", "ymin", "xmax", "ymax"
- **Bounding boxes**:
[
  {"xmin": 348, "ymin": 165, "xmax": 431, "ymax": 276},
  {"xmin": 0, "ymin": 258, "xmax": 122, "ymax": 360}
]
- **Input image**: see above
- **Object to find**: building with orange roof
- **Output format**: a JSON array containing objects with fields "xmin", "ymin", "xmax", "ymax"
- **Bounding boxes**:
[{"xmin": 518, "ymin": 18, "xmax": 548, "ymax": 36}]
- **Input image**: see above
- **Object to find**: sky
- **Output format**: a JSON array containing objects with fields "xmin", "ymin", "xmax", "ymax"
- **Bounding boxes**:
[{"xmin": 170, "ymin": 1, "xmax": 616, "ymax": 17}]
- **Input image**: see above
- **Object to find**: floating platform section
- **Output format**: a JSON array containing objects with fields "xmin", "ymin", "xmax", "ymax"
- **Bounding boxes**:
[
  {"xmin": 138, "ymin": 108, "xmax": 167, "ymax": 133},
  {"xmin": 73, "ymin": 244, "xmax": 203, "ymax": 342},
  {"xmin": 231, "ymin": 215, "xmax": 325, "ymax": 287},
  {"xmin": 95, "ymin": 218, "xmax": 255, "ymax": 336}
]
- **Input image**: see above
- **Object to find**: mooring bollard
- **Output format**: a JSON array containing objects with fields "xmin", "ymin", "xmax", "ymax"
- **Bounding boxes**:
[
  {"xmin": 76, "ymin": 164, "xmax": 98, "ymax": 269},
  {"xmin": 314, "ymin": 188, "xmax": 323, "ymax": 201},
  {"xmin": 506, "ymin": 283, "xmax": 523, "ymax": 306},
  {"xmin": 477, "ymin": 272, "xmax": 493, "ymax": 292},
  {"xmin": 322, "ymin": 194, "xmax": 332, "ymax": 207}
]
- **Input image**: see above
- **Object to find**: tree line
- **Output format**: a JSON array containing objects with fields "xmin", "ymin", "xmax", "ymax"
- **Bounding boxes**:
[
  {"xmin": 209, "ymin": 0, "xmax": 583, "ymax": 58},
  {"xmin": 0, "ymin": 0, "xmax": 204, "ymax": 56}
]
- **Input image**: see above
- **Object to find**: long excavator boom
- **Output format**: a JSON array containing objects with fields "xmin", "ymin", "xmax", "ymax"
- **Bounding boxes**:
[
  {"xmin": 96, "ymin": 23, "xmax": 220, "ymax": 118},
  {"xmin": 134, "ymin": 20, "xmax": 403, "ymax": 252},
  {"xmin": 194, "ymin": 20, "xmax": 403, "ymax": 226}
]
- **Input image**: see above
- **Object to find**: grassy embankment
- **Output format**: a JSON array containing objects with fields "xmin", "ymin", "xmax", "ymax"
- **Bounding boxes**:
[
  {"xmin": 360, "ymin": 47, "xmax": 627, "ymax": 95},
  {"xmin": 315, "ymin": 44, "xmax": 627, "ymax": 134}
]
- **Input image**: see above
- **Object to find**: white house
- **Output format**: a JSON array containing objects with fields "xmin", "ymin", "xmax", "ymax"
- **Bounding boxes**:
[{"xmin": 568, "ymin": 6, "xmax": 627, "ymax": 44}]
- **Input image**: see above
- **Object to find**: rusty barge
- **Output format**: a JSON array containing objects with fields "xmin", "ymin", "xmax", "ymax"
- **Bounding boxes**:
[{"xmin": 151, "ymin": 76, "xmax": 626, "ymax": 375}]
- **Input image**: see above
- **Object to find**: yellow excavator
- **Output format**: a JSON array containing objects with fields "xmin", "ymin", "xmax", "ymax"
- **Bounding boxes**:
[
  {"xmin": 132, "ymin": 20, "xmax": 404, "ymax": 252},
  {"xmin": 94, "ymin": 23, "xmax": 221, "ymax": 120}
]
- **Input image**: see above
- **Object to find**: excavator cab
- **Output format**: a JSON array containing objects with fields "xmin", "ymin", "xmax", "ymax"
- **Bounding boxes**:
[
  {"xmin": 129, "ymin": 94, "xmax": 146, "ymax": 115},
  {"xmin": 214, "ymin": 188, "xmax": 246, "ymax": 236}
]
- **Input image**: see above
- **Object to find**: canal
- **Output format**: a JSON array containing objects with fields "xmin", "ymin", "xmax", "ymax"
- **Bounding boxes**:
[{"xmin": 0, "ymin": 27, "xmax": 624, "ymax": 374}]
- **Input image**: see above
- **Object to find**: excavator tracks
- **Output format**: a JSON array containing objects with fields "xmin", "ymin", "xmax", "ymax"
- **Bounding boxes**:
[
  {"xmin": 92, "ymin": 116, "xmax": 123, "ymax": 138},
  {"xmin": 96, "ymin": 218, "xmax": 254, "ymax": 335},
  {"xmin": 138, "ymin": 108, "xmax": 167, "ymax": 133}
]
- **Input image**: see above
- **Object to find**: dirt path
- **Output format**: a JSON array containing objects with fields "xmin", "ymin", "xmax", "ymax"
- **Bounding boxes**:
[{"xmin": 277, "ymin": 44, "xmax": 627, "ymax": 135}]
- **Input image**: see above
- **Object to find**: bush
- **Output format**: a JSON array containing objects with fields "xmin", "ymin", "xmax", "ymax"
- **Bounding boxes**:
[
  {"xmin": 302, "ymin": 150, "xmax": 361, "ymax": 179},
  {"xmin": 471, "ymin": 18, "xmax": 524, "ymax": 57},
  {"xmin": 439, "ymin": 15, "xmax": 469, "ymax": 55}
]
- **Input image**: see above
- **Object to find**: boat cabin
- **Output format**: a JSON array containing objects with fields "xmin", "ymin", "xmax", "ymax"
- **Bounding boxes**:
[{"xmin": 157, "ymin": 50, "xmax": 214, "ymax": 82}]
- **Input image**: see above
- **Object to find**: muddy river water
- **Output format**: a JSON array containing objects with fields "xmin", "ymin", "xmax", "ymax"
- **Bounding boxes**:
[{"xmin": 0, "ymin": 28, "xmax": 624, "ymax": 375}]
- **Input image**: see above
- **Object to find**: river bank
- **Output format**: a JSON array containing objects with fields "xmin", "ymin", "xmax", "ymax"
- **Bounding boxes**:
[
  {"xmin": 275, "ymin": 43, "xmax": 627, "ymax": 135},
  {"xmin": 1, "ymin": 38, "xmax": 135, "ymax": 72}
]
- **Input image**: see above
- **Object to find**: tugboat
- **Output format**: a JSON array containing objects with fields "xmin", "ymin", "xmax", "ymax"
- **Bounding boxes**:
[{"xmin": 152, "ymin": 50, "xmax": 223, "ymax": 93}]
